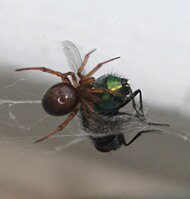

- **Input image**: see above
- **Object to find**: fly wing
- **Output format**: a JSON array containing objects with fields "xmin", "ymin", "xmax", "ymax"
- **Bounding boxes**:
[
  {"xmin": 84, "ymin": 113, "xmax": 150, "ymax": 137},
  {"xmin": 112, "ymin": 113, "xmax": 151, "ymax": 135},
  {"xmin": 62, "ymin": 40, "xmax": 86, "ymax": 78}
]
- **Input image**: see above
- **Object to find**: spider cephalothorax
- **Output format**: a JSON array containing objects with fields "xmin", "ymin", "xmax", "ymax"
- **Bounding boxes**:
[{"xmin": 16, "ymin": 50, "xmax": 120, "ymax": 143}]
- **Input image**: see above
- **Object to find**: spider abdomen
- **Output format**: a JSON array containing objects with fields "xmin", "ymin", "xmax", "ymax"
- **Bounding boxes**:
[{"xmin": 42, "ymin": 83, "xmax": 78, "ymax": 116}]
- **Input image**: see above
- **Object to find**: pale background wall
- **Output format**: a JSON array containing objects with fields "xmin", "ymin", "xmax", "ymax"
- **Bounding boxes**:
[{"xmin": 0, "ymin": 1, "xmax": 190, "ymax": 198}]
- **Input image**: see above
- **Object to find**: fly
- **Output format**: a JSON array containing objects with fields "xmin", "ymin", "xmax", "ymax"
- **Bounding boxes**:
[{"xmin": 62, "ymin": 41, "xmax": 169, "ymax": 152}]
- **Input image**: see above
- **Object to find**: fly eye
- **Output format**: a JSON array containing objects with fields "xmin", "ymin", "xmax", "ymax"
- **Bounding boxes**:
[{"xmin": 121, "ymin": 78, "xmax": 129, "ymax": 86}]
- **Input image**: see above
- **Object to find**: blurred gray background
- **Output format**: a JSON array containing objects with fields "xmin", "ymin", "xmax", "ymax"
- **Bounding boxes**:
[{"xmin": 0, "ymin": 1, "xmax": 190, "ymax": 198}]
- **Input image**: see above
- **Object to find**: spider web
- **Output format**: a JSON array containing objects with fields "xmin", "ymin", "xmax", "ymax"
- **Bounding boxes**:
[
  {"xmin": 0, "ymin": 41, "xmax": 190, "ymax": 150},
  {"xmin": 0, "ymin": 69, "xmax": 102, "ymax": 151},
  {"xmin": 0, "ymin": 65, "xmax": 190, "ymax": 152}
]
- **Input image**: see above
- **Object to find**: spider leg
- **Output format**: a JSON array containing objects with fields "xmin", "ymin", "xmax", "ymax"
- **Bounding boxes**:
[
  {"xmin": 81, "ymin": 103, "xmax": 90, "ymax": 119},
  {"xmin": 82, "ymin": 92, "xmax": 100, "ymax": 103},
  {"xmin": 78, "ymin": 49, "xmax": 96, "ymax": 79},
  {"xmin": 123, "ymin": 129, "xmax": 161, "ymax": 146},
  {"xmin": 79, "ymin": 77, "xmax": 96, "ymax": 86},
  {"xmin": 16, "ymin": 67, "xmax": 78, "ymax": 86},
  {"xmin": 16, "ymin": 67, "xmax": 66, "ymax": 78},
  {"xmin": 64, "ymin": 71, "xmax": 78, "ymax": 86},
  {"xmin": 83, "ymin": 56, "xmax": 120, "ymax": 80},
  {"xmin": 80, "ymin": 100, "xmax": 95, "ymax": 119},
  {"xmin": 87, "ymin": 88, "xmax": 124, "ymax": 97},
  {"xmin": 35, "ymin": 106, "xmax": 79, "ymax": 143},
  {"xmin": 80, "ymin": 99, "xmax": 95, "ymax": 113}
]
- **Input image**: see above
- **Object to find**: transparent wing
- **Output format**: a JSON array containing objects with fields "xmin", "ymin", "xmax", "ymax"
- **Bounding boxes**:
[
  {"xmin": 62, "ymin": 40, "xmax": 86, "ymax": 77},
  {"xmin": 84, "ymin": 110, "xmax": 190, "ymax": 143},
  {"xmin": 82, "ymin": 111, "xmax": 172, "ymax": 141},
  {"xmin": 84, "ymin": 113, "xmax": 149, "ymax": 137}
]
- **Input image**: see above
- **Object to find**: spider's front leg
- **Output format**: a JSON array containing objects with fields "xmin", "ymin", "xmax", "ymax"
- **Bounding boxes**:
[
  {"xmin": 87, "ymin": 88, "xmax": 124, "ymax": 98},
  {"xmin": 15, "ymin": 67, "xmax": 78, "ymax": 86},
  {"xmin": 77, "ymin": 49, "xmax": 120, "ymax": 81},
  {"xmin": 83, "ymin": 56, "xmax": 120, "ymax": 80},
  {"xmin": 77, "ymin": 49, "xmax": 96, "ymax": 79},
  {"xmin": 16, "ymin": 67, "xmax": 65, "ymax": 77}
]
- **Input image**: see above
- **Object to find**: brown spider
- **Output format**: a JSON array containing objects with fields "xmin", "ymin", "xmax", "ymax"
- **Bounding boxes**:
[{"xmin": 16, "ymin": 50, "xmax": 120, "ymax": 143}]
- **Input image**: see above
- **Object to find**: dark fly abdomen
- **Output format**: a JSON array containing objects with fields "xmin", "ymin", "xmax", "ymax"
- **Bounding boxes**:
[{"xmin": 80, "ymin": 74, "xmax": 131, "ymax": 152}]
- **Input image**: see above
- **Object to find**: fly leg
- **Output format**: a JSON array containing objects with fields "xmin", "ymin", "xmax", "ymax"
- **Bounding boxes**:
[
  {"xmin": 123, "ymin": 129, "xmax": 161, "ymax": 146},
  {"xmin": 129, "ymin": 89, "xmax": 143, "ymax": 116},
  {"xmin": 118, "ymin": 89, "xmax": 144, "ymax": 117}
]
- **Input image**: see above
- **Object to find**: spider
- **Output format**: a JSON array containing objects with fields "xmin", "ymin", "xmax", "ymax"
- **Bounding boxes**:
[{"xmin": 16, "ymin": 50, "xmax": 120, "ymax": 143}]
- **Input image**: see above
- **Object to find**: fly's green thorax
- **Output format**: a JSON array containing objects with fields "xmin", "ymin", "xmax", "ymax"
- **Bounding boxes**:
[{"xmin": 94, "ymin": 75, "xmax": 130, "ymax": 114}]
